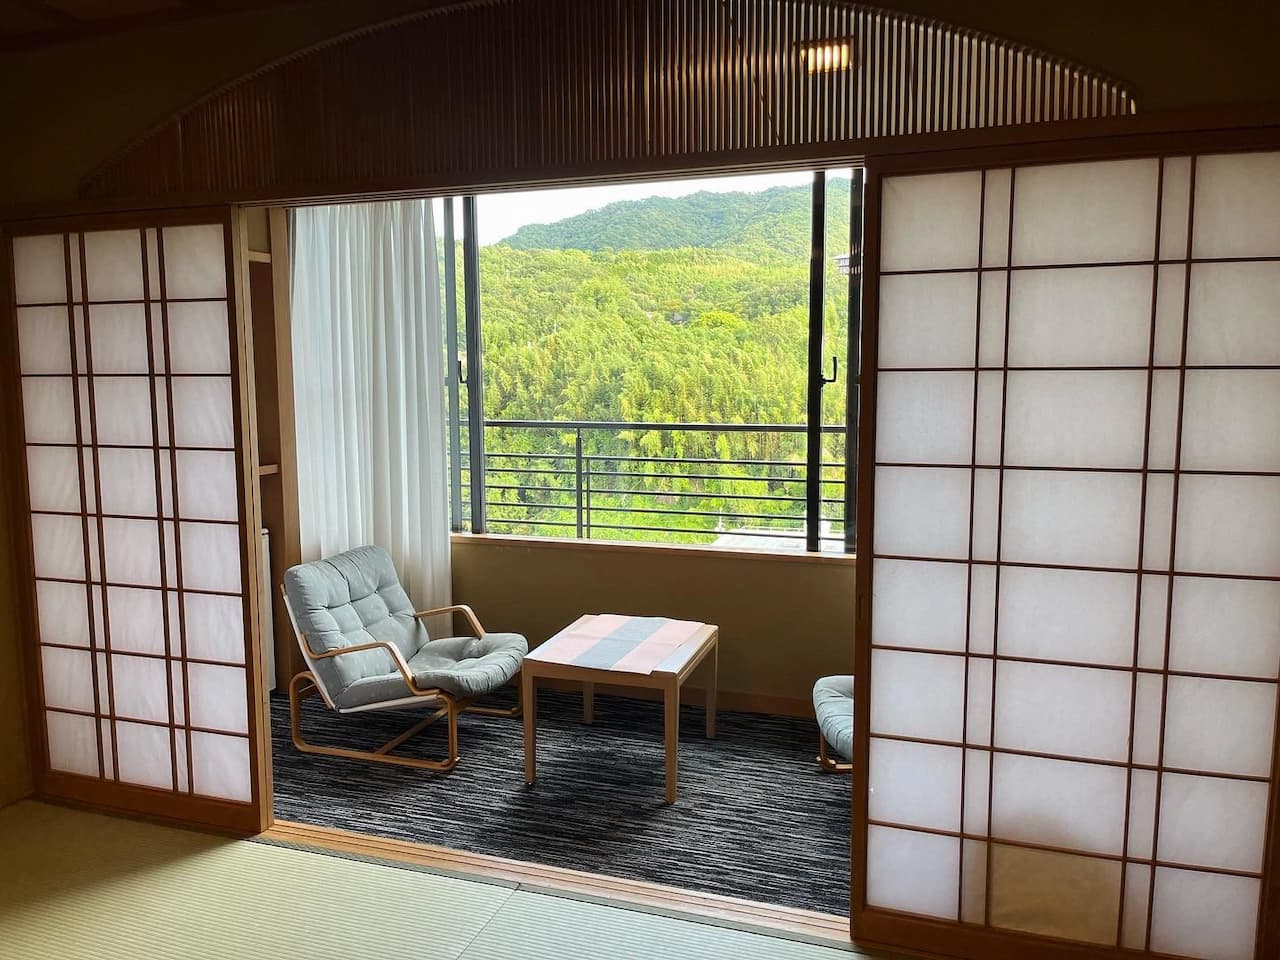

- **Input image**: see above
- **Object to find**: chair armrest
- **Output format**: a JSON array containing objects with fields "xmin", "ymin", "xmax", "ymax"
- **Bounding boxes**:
[
  {"xmin": 412, "ymin": 603, "xmax": 485, "ymax": 637},
  {"xmin": 280, "ymin": 585, "xmax": 444, "ymax": 700},
  {"xmin": 302, "ymin": 637, "xmax": 440, "ymax": 698}
]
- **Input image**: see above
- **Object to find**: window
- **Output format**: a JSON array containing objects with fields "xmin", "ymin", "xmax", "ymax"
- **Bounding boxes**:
[{"xmin": 444, "ymin": 169, "xmax": 864, "ymax": 553}]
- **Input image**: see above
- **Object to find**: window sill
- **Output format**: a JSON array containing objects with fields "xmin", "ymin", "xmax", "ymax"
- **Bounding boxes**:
[{"xmin": 448, "ymin": 532, "xmax": 857, "ymax": 566}]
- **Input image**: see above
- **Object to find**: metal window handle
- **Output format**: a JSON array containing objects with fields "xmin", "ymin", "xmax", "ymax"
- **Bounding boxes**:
[
  {"xmin": 820, "ymin": 355, "xmax": 838, "ymax": 385},
  {"xmin": 457, "ymin": 358, "xmax": 467, "ymax": 385}
]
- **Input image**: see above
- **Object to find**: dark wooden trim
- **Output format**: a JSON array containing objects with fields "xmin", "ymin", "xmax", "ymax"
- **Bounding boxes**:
[
  {"xmin": 853, "ymin": 908, "xmax": 1197, "ymax": 960},
  {"xmin": 461, "ymin": 195, "xmax": 486, "ymax": 533},
  {"xmin": 0, "ymin": 105, "xmax": 1272, "ymax": 228},
  {"xmin": 156, "ymin": 223, "xmax": 199, "ymax": 796},
  {"xmin": 850, "ymin": 159, "xmax": 881, "ymax": 939},
  {"xmin": 76, "ymin": 230, "xmax": 123, "ymax": 782},
  {"xmin": 981, "ymin": 160, "xmax": 1016, "ymax": 928},
  {"xmin": 266, "ymin": 206, "xmax": 304, "ymax": 684},
  {"xmin": 140, "ymin": 226, "xmax": 182, "ymax": 793},
  {"xmin": 854, "ymin": 111, "xmax": 1280, "ymax": 176},
  {"xmin": 805, "ymin": 169, "xmax": 826, "ymax": 552},
  {"xmin": 230, "ymin": 207, "xmax": 274, "ymax": 832},
  {"xmin": 4, "ymin": 206, "xmax": 238, "ymax": 236},
  {"xmin": 0, "ymin": 228, "xmax": 46, "ymax": 799},
  {"xmin": 1263, "ymin": 674, "xmax": 1280, "ymax": 960},
  {"xmin": 36, "ymin": 770, "xmax": 262, "ymax": 833},
  {"xmin": 1143, "ymin": 155, "xmax": 1198, "ymax": 952},
  {"xmin": 953, "ymin": 165, "xmax": 984, "ymax": 921}
]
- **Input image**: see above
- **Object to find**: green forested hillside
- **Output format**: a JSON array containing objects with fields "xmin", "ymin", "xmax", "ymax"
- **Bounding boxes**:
[
  {"xmin": 473, "ymin": 179, "xmax": 852, "ymax": 544},
  {"xmin": 504, "ymin": 179, "xmax": 850, "ymax": 256}
]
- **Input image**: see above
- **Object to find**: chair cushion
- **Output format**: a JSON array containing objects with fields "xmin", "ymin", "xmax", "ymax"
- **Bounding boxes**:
[
  {"xmin": 283, "ymin": 545, "xmax": 426, "ymax": 704},
  {"xmin": 336, "ymin": 632, "xmax": 529, "ymax": 709},
  {"xmin": 813, "ymin": 674, "xmax": 854, "ymax": 761}
]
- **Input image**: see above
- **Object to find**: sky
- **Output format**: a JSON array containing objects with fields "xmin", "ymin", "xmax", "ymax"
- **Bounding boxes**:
[{"xmin": 473, "ymin": 170, "xmax": 819, "ymax": 245}]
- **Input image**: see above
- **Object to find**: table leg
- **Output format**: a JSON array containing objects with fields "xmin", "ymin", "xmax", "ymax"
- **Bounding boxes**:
[
  {"xmin": 664, "ymin": 678, "xmax": 679, "ymax": 804},
  {"xmin": 583, "ymin": 681, "xmax": 594, "ymax": 724},
  {"xmin": 705, "ymin": 641, "xmax": 717, "ymax": 739},
  {"xmin": 522, "ymin": 668, "xmax": 537, "ymax": 784}
]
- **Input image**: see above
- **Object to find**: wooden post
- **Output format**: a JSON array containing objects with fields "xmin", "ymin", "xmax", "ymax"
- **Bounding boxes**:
[
  {"xmin": 705, "ymin": 643, "xmax": 717, "ymax": 739},
  {"xmin": 522, "ymin": 667, "xmax": 537, "ymax": 784},
  {"xmin": 664, "ymin": 677, "xmax": 679, "ymax": 804}
]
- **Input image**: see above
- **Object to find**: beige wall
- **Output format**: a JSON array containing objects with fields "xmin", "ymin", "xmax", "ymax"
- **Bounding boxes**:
[{"xmin": 451, "ymin": 536, "xmax": 856, "ymax": 710}]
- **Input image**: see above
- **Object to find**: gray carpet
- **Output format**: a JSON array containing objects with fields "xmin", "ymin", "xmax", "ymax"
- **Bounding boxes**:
[{"xmin": 270, "ymin": 687, "xmax": 851, "ymax": 916}]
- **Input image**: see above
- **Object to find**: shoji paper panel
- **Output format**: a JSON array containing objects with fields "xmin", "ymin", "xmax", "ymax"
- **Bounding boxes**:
[
  {"xmin": 12, "ymin": 220, "xmax": 256, "ymax": 812},
  {"xmin": 865, "ymin": 152, "xmax": 1280, "ymax": 960}
]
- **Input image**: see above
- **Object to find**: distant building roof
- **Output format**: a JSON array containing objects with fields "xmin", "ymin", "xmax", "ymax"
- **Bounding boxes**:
[{"xmin": 712, "ymin": 521, "xmax": 843, "ymax": 553}]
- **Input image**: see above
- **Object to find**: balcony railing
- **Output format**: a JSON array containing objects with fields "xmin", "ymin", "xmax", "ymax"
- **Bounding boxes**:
[{"xmin": 458, "ymin": 419, "xmax": 849, "ymax": 552}]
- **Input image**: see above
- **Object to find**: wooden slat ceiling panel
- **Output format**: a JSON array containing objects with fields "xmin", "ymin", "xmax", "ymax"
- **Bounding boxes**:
[{"xmin": 79, "ymin": 0, "xmax": 1138, "ymax": 202}]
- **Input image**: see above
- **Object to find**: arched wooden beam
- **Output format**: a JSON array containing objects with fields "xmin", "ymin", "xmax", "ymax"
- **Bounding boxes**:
[{"xmin": 80, "ymin": 0, "xmax": 1136, "ymax": 202}]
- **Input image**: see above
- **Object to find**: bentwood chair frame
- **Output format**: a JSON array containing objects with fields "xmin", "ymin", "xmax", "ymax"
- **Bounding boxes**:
[
  {"xmin": 816, "ymin": 734, "xmax": 853, "ymax": 774},
  {"xmin": 282, "ymin": 589, "xmax": 521, "ymax": 772}
]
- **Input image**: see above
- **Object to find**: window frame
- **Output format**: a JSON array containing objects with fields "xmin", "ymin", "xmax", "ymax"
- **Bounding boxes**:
[{"xmin": 444, "ymin": 168, "xmax": 866, "ymax": 556}]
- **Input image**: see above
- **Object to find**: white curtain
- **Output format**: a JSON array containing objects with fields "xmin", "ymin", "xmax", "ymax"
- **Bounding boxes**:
[{"xmin": 290, "ymin": 200, "xmax": 451, "ymax": 608}]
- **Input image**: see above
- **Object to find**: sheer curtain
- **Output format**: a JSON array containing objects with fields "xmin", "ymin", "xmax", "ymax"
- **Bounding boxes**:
[{"xmin": 290, "ymin": 200, "xmax": 451, "ymax": 608}]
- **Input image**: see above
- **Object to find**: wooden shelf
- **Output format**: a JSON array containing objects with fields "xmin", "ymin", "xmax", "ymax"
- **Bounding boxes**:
[
  {"xmin": 247, "ymin": 250, "xmax": 272, "ymax": 263},
  {"xmin": 258, "ymin": 463, "xmax": 280, "ymax": 476}
]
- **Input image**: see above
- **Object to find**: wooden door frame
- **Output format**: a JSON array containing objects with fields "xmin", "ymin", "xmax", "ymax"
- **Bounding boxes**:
[
  {"xmin": 0, "ymin": 103, "xmax": 1278, "ymax": 224},
  {"xmin": 3, "ymin": 105, "xmax": 1280, "ymax": 951},
  {"xmin": 1, "ymin": 205, "xmax": 272, "ymax": 834},
  {"xmin": 851, "ymin": 123, "xmax": 1280, "ymax": 960}
]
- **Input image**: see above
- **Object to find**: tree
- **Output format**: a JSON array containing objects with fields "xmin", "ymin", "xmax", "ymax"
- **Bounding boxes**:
[{"xmin": 468, "ymin": 178, "xmax": 854, "ymax": 544}]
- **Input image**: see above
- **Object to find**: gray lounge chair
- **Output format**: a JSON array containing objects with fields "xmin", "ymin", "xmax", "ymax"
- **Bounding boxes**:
[
  {"xmin": 813, "ymin": 674, "xmax": 854, "ymax": 773},
  {"xmin": 282, "ymin": 544, "xmax": 528, "ymax": 772}
]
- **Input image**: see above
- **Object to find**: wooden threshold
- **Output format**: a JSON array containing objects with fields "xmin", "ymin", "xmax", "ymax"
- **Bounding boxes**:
[{"xmin": 263, "ymin": 818, "xmax": 853, "ymax": 948}]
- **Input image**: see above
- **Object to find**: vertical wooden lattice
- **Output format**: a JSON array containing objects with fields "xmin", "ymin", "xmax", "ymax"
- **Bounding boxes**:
[{"xmin": 80, "ymin": 0, "xmax": 1136, "ymax": 201}]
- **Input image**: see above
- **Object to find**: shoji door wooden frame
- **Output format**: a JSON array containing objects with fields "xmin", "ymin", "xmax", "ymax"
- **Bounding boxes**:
[
  {"xmin": 852, "ymin": 124, "xmax": 1280, "ymax": 960},
  {"xmin": 0, "ymin": 205, "xmax": 272, "ymax": 834},
  {"xmin": 1, "ymin": 110, "xmax": 1278, "ymax": 940}
]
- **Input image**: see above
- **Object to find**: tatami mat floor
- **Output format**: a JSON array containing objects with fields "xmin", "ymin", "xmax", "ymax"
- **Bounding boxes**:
[{"xmin": 0, "ymin": 800, "xmax": 866, "ymax": 960}]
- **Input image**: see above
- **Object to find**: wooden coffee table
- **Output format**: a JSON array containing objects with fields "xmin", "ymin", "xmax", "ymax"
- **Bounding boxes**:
[{"xmin": 521, "ymin": 614, "xmax": 718, "ymax": 803}]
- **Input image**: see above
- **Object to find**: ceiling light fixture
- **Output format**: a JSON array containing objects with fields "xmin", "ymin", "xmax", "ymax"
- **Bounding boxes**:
[{"xmin": 800, "ymin": 40, "xmax": 853, "ymax": 74}]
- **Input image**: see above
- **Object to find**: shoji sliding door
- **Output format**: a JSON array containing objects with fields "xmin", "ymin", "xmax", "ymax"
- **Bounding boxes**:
[
  {"xmin": 855, "ymin": 151, "xmax": 1280, "ymax": 960},
  {"xmin": 4, "ymin": 211, "xmax": 268, "ymax": 832}
]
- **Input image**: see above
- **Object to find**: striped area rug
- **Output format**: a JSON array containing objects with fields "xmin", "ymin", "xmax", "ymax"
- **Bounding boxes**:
[{"xmin": 270, "ymin": 688, "xmax": 851, "ymax": 916}]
